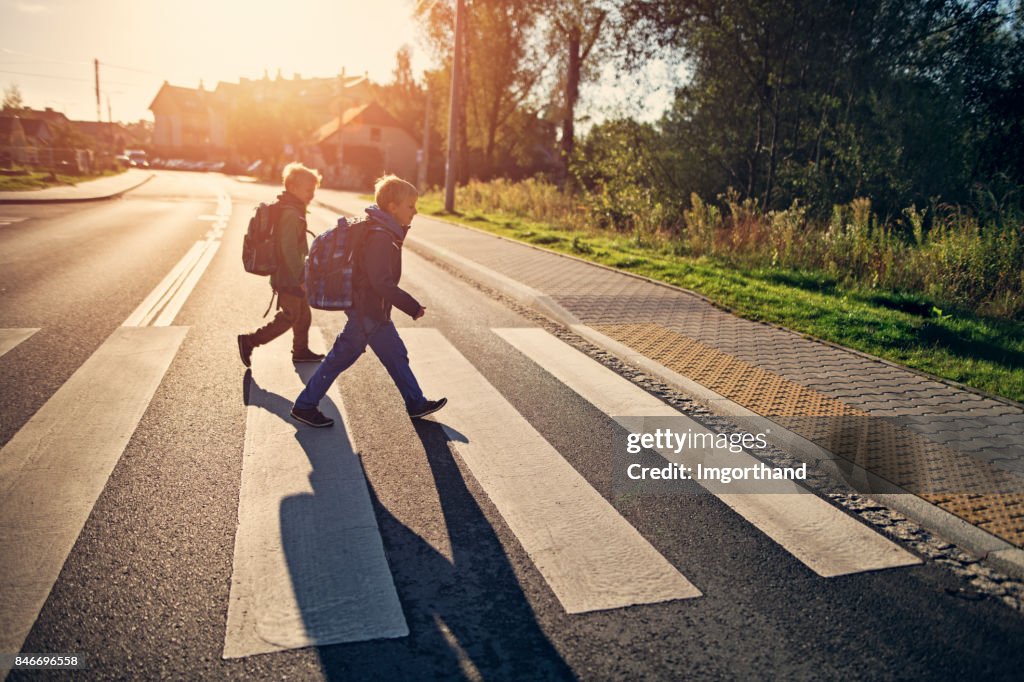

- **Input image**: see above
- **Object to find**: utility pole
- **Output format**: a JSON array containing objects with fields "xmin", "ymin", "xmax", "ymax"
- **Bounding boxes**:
[
  {"xmin": 94, "ymin": 58, "xmax": 101, "ymax": 122},
  {"xmin": 418, "ymin": 88, "xmax": 430, "ymax": 193},
  {"xmin": 443, "ymin": 0, "xmax": 464, "ymax": 213}
]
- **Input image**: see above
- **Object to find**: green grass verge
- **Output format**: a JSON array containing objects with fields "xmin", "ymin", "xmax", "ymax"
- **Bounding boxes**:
[
  {"xmin": 0, "ymin": 169, "xmax": 124, "ymax": 192},
  {"xmin": 418, "ymin": 195, "xmax": 1024, "ymax": 403}
]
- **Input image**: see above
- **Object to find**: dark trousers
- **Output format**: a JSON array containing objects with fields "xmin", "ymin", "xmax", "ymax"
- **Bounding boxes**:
[
  {"xmin": 248, "ymin": 291, "xmax": 311, "ymax": 353},
  {"xmin": 294, "ymin": 311, "xmax": 426, "ymax": 412}
]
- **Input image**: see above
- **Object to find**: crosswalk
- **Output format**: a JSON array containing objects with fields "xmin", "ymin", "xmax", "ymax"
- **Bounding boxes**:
[
  {"xmin": 224, "ymin": 333, "xmax": 407, "ymax": 659},
  {"xmin": 492, "ymin": 328, "xmax": 920, "ymax": 578},
  {"xmin": 0, "ymin": 263, "xmax": 924, "ymax": 661},
  {"xmin": 0, "ymin": 190, "xmax": 231, "ymax": 665}
]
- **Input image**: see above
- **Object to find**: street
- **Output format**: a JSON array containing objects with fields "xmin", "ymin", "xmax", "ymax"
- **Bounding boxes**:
[{"xmin": 1, "ymin": 170, "xmax": 1023, "ymax": 680}]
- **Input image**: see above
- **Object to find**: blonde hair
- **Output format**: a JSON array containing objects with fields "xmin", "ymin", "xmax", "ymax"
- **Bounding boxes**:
[
  {"xmin": 282, "ymin": 162, "xmax": 322, "ymax": 192},
  {"xmin": 374, "ymin": 174, "xmax": 418, "ymax": 210}
]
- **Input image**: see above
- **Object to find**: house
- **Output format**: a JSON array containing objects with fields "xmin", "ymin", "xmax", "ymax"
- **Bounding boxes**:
[
  {"xmin": 148, "ymin": 71, "xmax": 374, "ymax": 164},
  {"xmin": 0, "ymin": 115, "xmax": 54, "ymax": 166},
  {"xmin": 0, "ymin": 116, "xmax": 52, "ymax": 147},
  {"xmin": 146, "ymin": 71, "xmax": 420, "ymax": 187},
  {"xmin": 149, "ymin": 82, "xmax": 219, "ymax": 160},
  {"xmin": 16, "ymin": 107, "xmax": 129, "ymax": 150},
  {"xmin": 309, "ymin": 102, "xmax": 419, "ymax": 188}
]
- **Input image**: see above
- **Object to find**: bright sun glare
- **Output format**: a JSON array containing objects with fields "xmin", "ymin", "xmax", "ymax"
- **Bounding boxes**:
[{"xmin": 0, "ymin": 0, "xmax": 423, "ymax": 121}]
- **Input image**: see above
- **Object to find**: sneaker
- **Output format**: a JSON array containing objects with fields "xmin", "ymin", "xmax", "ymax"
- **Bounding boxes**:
[
  {"xmin": 237, "ymin": 334, "xmax": 254, "ymax": 368},
  {"xmin": 409, "ymin": 397, "xmax": 447, "ymax": 419},
  {"xmin": 292, "ymin": 349, "xmax": 326, "ymax": 363},
  {"xmin": 290, "ymin": 406, "xmax": 334, "ymax": 428}
]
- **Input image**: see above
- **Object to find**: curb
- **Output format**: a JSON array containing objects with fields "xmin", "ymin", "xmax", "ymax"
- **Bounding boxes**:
[
  {"xmin": 314, "ymin": 193, "xmax": 1024, "ymax": 578},
  {"xmin": 0, "ymin": 172, "xmax": 155, "ymax": 205},
  {"xmin": 401, "ymin": 229, "xmax": 1024, "ymax": 581}
]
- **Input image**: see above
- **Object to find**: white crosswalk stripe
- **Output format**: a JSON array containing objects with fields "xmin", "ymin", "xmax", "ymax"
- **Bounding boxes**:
[
  {"xmin": 0, "ymin": 195, "xmax": 229, "ymax": 665},
  {"xmin": 493, "ymin": 327, "xmax": 921, "ymax": 577},
  {"xmin": 223, "ymin": 330, "xmax": 408, "ymax": 659},
  {"xmin": 123, "ymin": 191, "xmax": 230, "ymax": 328},
  {"xmin": 0, "ymin": 328, "xmax": 38, "ymax": 358},
  {"xmin": 0, "ymin": 326, "xmax": 188, "ymax": 659},
  {"xmin": 404, "ymin": 328, "xmax": 703, "ymax": 614}
]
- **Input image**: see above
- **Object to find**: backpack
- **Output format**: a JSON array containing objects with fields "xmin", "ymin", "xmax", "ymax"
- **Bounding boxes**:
[
  {"xmin": 241, "ymin": 202, "xmax": 281, "ymax": 276},
  {"xmin": 304, "ymin": 215, "xmax": 370, "ymax": 311}
]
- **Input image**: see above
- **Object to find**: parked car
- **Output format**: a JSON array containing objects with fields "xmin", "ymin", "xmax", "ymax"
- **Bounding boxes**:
[{"xmin": 126, "ymin": 150, "xmax": 149, "ymax": 168}]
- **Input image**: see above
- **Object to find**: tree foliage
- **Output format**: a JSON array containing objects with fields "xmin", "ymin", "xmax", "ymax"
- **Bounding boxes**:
[
  {"xmin": 415, "ymin": 0, "xmax": 558, "ymax": 180},
  {"xmin": 3, "ymin": 82, "xmax": 24, "ymax": 112},
  {"xmin": 615, "ymin": 0, "xmax": 1024, "ymax": 218}
]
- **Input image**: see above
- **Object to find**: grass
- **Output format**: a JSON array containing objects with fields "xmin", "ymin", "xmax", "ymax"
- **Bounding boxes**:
[
  {"xmin": 0, "ymin": 168, "xmax": 124, "ymax": 192},
  {"xmin": 418, "ymin": 194, "xmax": 1024, "ymax": 403}
]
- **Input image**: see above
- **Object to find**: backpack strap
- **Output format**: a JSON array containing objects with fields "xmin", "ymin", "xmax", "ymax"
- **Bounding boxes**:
[{"xmin": 262, "ymin": 288, "xmax": 277, "ymax": 318}]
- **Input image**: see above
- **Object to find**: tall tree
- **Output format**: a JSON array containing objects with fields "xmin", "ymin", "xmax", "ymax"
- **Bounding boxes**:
[
  {"xmin": 543, "ymin": 0, "xmax": 611, "ymax": 186},
  {"xmin": 416, "ymin": 0, "xmax": 550, "ymax": 178}
]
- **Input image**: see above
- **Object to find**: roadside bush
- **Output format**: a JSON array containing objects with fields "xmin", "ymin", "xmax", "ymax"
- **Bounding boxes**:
[{"xmin": 427, "ymin": 177, "xmax": 1024, "ymax": 320}]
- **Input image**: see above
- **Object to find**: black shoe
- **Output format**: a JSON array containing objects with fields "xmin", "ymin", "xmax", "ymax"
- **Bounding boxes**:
[
  {"xmin": 290, "ymin": 406, "xmax": 334, "ymax": 428},
  {"xmin": 292, "ymin": 349, "xmax": 326, "ymax": 363},
  {"xmin": 409, "ymin": 397, "xmax": 447, "ymax": 419},
  {"xmin": 237, "ymin": 334, "xmax": 254, "ymax": 368}
]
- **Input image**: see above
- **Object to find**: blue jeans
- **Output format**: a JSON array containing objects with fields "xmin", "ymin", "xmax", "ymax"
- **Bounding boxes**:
[{"xmin": 295, "ymin": 312, "xmax": 426, "ymax": 413}]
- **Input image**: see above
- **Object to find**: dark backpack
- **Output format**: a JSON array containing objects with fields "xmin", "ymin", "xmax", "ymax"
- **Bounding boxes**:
[
  {"xmin": 241, "ymin": 202, "xmax": 281, "ymax": 276},
  {"xmin": 304, "ymin": 215, "xmax": 370, "ymax": 311}
]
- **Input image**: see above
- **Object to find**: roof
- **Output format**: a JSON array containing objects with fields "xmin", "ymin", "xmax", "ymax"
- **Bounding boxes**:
[
  {"xmin": 149, "ymin": 82, "xmax": 210, "ymax": 112},
  {"xmin": 18, "ymin": 108, "xmax": 72, "ymax": 127},
  {"xmin": 312, "ymin": 102, "xmax": 414, "ymax": 144},
  {"xmin": 0, "ymin": 116, "xmax": 52, "ymax": 142}
]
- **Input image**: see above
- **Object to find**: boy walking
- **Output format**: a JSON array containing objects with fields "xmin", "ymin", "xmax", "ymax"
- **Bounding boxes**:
[
  {"xmin": 238, "ymin": 163, "xmax": 326, "ymax": 367},
  {"xmin": 290, "ymin": 175, "xmax": 446, "ymax": 428}
]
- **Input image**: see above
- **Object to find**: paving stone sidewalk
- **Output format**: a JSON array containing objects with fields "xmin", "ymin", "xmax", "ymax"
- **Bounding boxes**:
[
  {"xmin": 0, "ymin": 168, "xmax": 153, "ymax": 203},
  {"xmin": 318, "ymin": 191, "xmax": 1024, "ymax": 551}
]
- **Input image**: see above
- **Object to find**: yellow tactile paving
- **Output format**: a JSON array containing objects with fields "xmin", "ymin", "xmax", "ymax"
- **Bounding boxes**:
[{"xmin": 594, "ymin": 323, "xmax": 1024, "ymax": 547}]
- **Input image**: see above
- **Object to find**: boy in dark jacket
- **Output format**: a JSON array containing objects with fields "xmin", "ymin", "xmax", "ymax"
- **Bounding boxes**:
[
  {"xmin": 290, "ymin": 175, "xmax": 446, "ymax": 428},
  {"xmin": 238, "ymin": 162, "xmax": 325, "ymax": 366}
]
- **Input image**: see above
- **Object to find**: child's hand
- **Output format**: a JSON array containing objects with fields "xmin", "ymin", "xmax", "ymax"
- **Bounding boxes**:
[{"xmin": 413, "ymin": 306, "xmax": 426, "ymax": 320}]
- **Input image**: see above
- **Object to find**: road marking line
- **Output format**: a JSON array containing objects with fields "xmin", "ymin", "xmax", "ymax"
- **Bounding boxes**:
[
  {"xmin": 0, "ymin": 328, "xmax": 39, "ymax": 358},
  {"xmin": 0, "ymin": 326, "xmax": 188, "ymax": 657},
  {"xmin": 123, "ymin": 191, "xmax": 231, "ymax": 327},
  {"xmin": 122, "ymin": 242, "xmax": 207, "ymax": 327},
  {"xmin": 223, "ymin": 330, "xmax": 407, "ymax": 659},
  {"xmin": 152, "ymin": 241, "xmax": 219, "ymax": 326},
  {"xmin": 493, "ymin": 328, "xmax": 921, "ymax": 578},
  {"xmin": 404, "ymin": 328, "xmax": 702, "ymax": 614}
]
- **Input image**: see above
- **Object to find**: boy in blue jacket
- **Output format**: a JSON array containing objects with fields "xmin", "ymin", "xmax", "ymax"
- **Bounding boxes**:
[{"xmin": 290, "ymin": 175, "xmax": 446, "ymax": 428}]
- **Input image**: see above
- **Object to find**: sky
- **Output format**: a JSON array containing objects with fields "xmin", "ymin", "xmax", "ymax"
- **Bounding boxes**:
[{"xmin": 0, "ymin": 0, "xmax": 682, "ymax": 127}]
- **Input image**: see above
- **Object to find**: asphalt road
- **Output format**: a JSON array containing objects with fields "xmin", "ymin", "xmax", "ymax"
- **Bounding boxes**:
[{"xmin": 1, "ymin": 170, "xmax": 1023, "ymax": 680}]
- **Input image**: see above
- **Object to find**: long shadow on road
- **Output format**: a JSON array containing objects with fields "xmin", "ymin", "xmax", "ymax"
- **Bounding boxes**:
[
  {"xmin": 247, "ymin": 366, "xmax": 574, "ymax": 680},
  {"xmin": 313, "ymin": 418, "xmax": 575, "ymax": 680}
]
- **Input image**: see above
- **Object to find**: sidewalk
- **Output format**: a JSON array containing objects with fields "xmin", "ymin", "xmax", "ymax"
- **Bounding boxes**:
[
  {"xmin": 317, "ymin": 189, "xmax": 1024, "ymax": 577},
  {"xmin": 0, "ymin": 168, "xmax": 154, "ymax": 204}
]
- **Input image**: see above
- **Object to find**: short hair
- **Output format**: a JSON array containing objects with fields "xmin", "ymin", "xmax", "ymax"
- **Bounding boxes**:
[
  {"xmin": 374, "ymin": 174, "xmax": 418, "ymax": 210},
  {"xmin": 282, "ymin": 162, "xmax": 322, "ymax": 191}
]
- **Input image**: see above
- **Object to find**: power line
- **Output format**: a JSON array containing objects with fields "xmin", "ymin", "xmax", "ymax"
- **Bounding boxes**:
[
  {"xmin": 0, "ymin": 69, "xmax": 147, "ymax": 88},
  {"xmin": 0, "ymin": 49, "xmax": 157, "ymax": 75}
]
